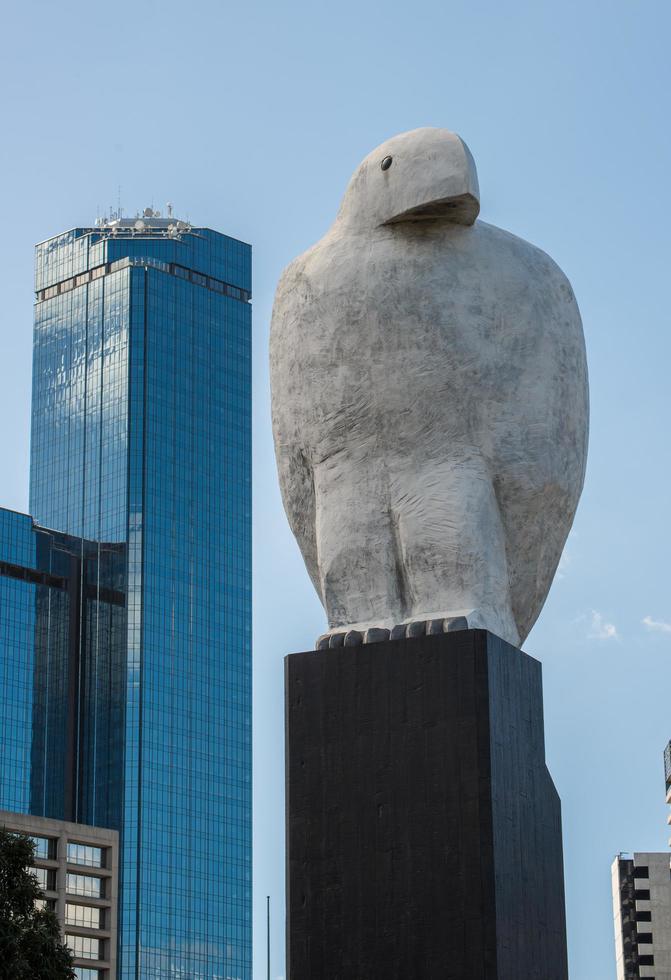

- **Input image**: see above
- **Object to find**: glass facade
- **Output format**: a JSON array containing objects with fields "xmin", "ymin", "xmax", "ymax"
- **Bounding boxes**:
[
  {"xmin": 0, "ymin": 509, "xmax": 123, "ymax": 823},
  {"xmin": 67, "ymin": 842, "xmax": 104, "ymax": 867},
  {"xmin": 66, "ymin": 903, "xmax": 105, "ymax": 929},
  {"xmin": 31, "ymin": 835, "xmax": 54, "ymax": 859},
  {"xmin": 27, "ymin": 219, "xmax": 252, "ymax": 979},
  {"xmin": 0, "ymin": 510, "xmax": 37, "ymax": 814},
  {"xmin": 67, "ymin": 934, "xmax": 104, "ymax": 960}
]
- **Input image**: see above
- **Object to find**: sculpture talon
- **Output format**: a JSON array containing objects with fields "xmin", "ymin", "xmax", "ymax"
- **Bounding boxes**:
[
  {"xmin": 445, "ymin": 616, "xmax": 469, "ymax": 632},
  {"xmin": 364, "ymin": 627, "xmax": 390, "ymax": 644},
  {"xmin": 405, "ymin": 621, "xmax": 426, "ymax": 639}
]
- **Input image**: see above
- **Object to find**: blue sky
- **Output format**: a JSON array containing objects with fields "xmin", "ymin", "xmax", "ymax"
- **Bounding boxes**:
[{"xmin": 1, "ymin": 0, "xmax": 669, "ymax": 976}]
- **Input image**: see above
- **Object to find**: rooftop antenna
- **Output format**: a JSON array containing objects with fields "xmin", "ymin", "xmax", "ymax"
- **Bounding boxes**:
[
  {"xmin": 117, "ymin": 185, "xmax": 122, "ymax": 219},
  {"xmin": 167, "ymin": 202, "xmax": 173, "ymax": 218}
]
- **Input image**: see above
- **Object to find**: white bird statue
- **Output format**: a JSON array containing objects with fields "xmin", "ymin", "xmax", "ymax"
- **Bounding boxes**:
[{"xmin": 270, "ymin": 127, "xmax": 588, "ymax": 649}]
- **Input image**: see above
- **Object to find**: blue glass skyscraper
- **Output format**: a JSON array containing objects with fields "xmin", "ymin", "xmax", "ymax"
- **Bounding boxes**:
[{"xmin": 5, "ymin": 210, "xmax": 252, "ymax": 978}]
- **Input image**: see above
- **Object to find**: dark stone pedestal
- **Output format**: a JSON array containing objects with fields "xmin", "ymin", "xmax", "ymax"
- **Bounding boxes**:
[{"xmin": 285, "ymin": 629, "xmax": 568, "ymax": 980}]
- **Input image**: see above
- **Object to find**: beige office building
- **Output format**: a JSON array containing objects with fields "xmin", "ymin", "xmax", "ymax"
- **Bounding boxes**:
[
  {"xmin": 0, "ymin": 810, "xmax": 118, "ymax": 979},
  {"xmin": 611, "ymin": 741, "xmax": 671, "ymax": 980}
]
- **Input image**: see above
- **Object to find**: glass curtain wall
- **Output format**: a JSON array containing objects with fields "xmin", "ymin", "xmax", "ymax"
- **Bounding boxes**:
[
  {"xmin": 0, "ymin": 508, "xmax": 124, "ymax": 826},
  {"xmin": 29, "ymin": 225, "xmax": 252, "ymax": 979},
  {"xmin": 0, "ymin": 509, "xmax": 39, "ymax": 813}
]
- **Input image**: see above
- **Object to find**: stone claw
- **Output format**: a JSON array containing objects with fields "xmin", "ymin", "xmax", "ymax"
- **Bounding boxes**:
[
  {"xmin": 364, "ymin": 627, "xmax": 390, "ymax": 644},
  {"xmin": 446, "ymin": 616, "xmax": 469, "ymax": 632},
  {"xmin": 405, "ymin": 620, "xmax": 426, "ymax": 638},
  {"xmin": 317, "ymin": 616, "xmax": 471, "ymax": 651}
]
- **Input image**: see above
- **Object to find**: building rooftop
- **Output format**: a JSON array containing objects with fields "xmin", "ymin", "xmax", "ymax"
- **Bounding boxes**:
[{"xmin": 95, "ymin": 205, "xmax": 193, "ymax": 239}]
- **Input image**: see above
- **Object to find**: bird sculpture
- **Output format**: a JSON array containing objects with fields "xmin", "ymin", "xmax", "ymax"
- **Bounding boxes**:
[{"xmin": 270, "ymin": 127, "xmax": 588, "ymax": 649}]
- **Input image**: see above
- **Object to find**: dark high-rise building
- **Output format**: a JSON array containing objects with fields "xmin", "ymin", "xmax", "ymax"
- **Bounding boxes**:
[{"xmin": 0, "ymin": 210, "xmax": 252, "ymax": 979}]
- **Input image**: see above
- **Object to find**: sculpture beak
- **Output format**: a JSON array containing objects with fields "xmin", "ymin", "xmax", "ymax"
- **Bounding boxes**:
[{"xmin": 383, "ymin": 193, "xmax": 480, "ymax": 227}]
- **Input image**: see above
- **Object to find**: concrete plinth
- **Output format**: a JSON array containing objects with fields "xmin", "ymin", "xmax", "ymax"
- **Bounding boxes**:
[{"xmin": 285, "ymin": 629, "xmax": 568, "ymax": 980}]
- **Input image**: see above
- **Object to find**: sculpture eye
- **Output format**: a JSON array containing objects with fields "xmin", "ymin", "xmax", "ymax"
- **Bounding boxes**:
[{"xmin": 381, "ymin": 156, "xmax": 393, "ymax": 171}]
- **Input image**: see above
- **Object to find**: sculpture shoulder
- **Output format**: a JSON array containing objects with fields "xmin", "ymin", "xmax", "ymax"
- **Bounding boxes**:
[
  {"xmin": 274, "ymin": 243, "xmax": 318, "ymax": 296},
  {"xmin": 273, "ymin": 227, "xmax": 349, "ymax": 299},
  {"xmin": 474, "ymin": 220, "xmax": 580, "ymax": 311},
  {"xmin": 271, "ymin": 227, "xmax": 355, "ymax": 350}
]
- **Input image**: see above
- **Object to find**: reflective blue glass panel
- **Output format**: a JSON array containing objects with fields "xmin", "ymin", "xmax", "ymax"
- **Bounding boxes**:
[
  {"xmin": 0, "ymin": 509, "xmax": 37, "ymax": 813},
  {"xmin": 29, "ymin": 222, "xmax": 252, "ymax": 979},
  {"xmin": 0, "ymin": 509, "xmax": 125, "ymax": 824}
]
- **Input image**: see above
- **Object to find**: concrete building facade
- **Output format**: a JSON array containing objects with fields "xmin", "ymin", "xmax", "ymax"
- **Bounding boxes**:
[
  {"xmin": 612, "ymin": 853, "xmax": 671, "ymax": 980},
  {"xmin": 0, "ymin": 809, "xmax": 118, "ymax": 979}
]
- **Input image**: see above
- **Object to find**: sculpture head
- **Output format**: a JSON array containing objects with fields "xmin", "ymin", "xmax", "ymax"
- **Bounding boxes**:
[{"xmin": 336, "ymin": 127, "xmax": 480, "ymax": 231}]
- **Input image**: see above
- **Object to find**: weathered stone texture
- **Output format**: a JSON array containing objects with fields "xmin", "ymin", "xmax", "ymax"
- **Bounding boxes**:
[{"xmin": 271, "ymin": 127, "xmax": 589, "ymax": 646}]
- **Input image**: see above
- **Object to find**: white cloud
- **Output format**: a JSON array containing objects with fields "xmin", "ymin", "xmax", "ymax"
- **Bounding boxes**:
[
  {"xmin": 588, "ymin": 610, "xmax": 619, "ymax": 641},
  {"xmin": 642, "ymin": 615, "xmax": 671, "ymax": 634}
]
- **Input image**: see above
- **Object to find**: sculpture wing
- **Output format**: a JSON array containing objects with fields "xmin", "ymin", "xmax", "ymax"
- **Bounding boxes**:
[
  {"xmin": 269, "ymin": 258, "xmax": 323, "ymax": 602},
  {"xmin": 496, "ymin": 244, "xmax": 589, "ymax": 642}
]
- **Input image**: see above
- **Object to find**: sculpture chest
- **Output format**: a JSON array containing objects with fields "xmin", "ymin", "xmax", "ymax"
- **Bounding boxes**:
[{"xmin": 282, "ymin": 223, "xmax": 548, "ymax": 460}]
